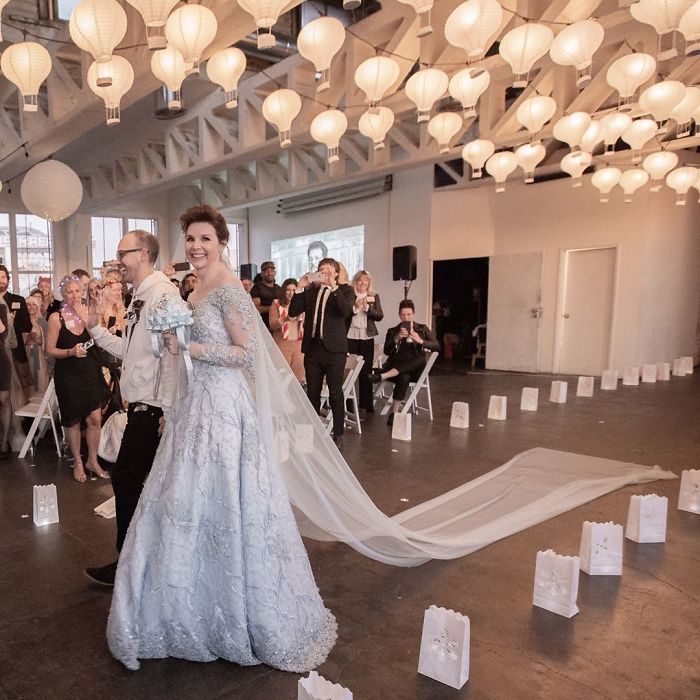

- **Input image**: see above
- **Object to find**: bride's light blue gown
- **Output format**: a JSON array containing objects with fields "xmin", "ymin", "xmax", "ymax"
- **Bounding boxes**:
[{"xmin": 106, "ymin": 284, "xmax": 337, "ymax": 672}]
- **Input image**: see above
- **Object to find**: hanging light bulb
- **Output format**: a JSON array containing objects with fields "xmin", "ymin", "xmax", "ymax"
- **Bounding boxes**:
[
  {"xmin": 515, "ymin": 95, "xmax": 556, "ymax": 142},
  {"xmin": 0, "ymin": 0, "xmax": 10, "ymax": 41},
  {"xmin": 21, "ymin": 160, "xmax": 83, "ymax": 221},
  {"xmin": 679, "ymin": 1, "xmax": 700, "ymax": 55},
  {"xmin": 310, "ymin": 109, "xmax": 348, "ymax": 163},
  {"xmin": 165, "ymin": 4, "xmax": 217, "ymax": 76},
  {"xmin": 151, "ymin": 46, "xmax": 187, "ymax": 109},
  {"xmin": 630, "ymin": 0, "xmax": 695, "ymax": 60},
  {"xmin": 428, "ymin": 112, "xmax": 463, "ymax": 154},
  {"xmin": 445, "ymin": 0, "xmax": 504, "ymax": 61},
  {"xmin": 448, "ymin": 68, "xmax": 490, "ymax": 119},
  {"xmin": 639, "ymin": 80, "xmax": 686, "ymax": 132},
  {"xmin": 669, "ymin": 85, "xmax": 700, "ymax": 136},
  {"xmin": 619, "ymin": 168, "xmax": 650, "ymax": 202},
  {"xmin": 591, "ymin": 167, "xmax": 621, "ymax": 202},
  {"xmin": 515, "ymin": 142, "xmax": 546, "ymax": 183},
  {"xmin": 553, "ymin": 112, "xmax": 592, "ymax": 156},
  {"xmin": 642, "ymin": 150, "xmax": 678, "ymax": 190},
  {"xmin": 69, "ymin": 0, "xmax": 127, "ymax": 87},
  {"xmin": 207, "ymin": 48, "xmax": 247, "ymax": 109},
  {"xmin": 87, "ymin": 55, "xmax": 134, "ymax": 125},
  {"xmin": 601, "ymin": 111, "xmax": 633, "ymax": 153},
  {"xmin": 297, "ymin": 17, "xmax": 346, "ymax": 93},
  {"xmin": 354, "ymin": 56, "xmax": 400, "ymax": 114},
  {"xmin": 358, "ymin": 107, "xmax": 395, "ymax": 150},
  {"xmin": 499, "ymin": 22, "xmax": 553, "ymax": 88},
  {"xmin": 124, "ymin": 0, "xmax": 179, "ymax": 50},
  {"xmin": 621, "ymin": 118, "xmax": 658, "ymax": 162},
  {"xmin": 549, "ymin": 20, "xmax": 605, "ymax": 87},
  {"xmin": 485, "ymin": 151, "xmax": 518, "ymax": 192},
  {"xmin": 580, "ymin": 119, "xmax": 604, "ymax": 154},
  {"xmin": 238, "ymin": 0, "xmax": 291, "ymax": 49},
  {"xmin": 262, "ymin": 88, "xmax": 302, "ymax": 147},
  {"xmin": 0, "ymin": 42, "xmax": 52, "ymax": 112},
  {"xmin": 606, "ymin": 53, "xmax": 656, "ymax": 110},
  {"xmin": 560, "ymin": 152, "xmax": 592, "ymax": 187},
  {"xmin": 405, "ymin": 68, "xmax": 448, "ymax": 123},
  {"xmin": 666, "ymin": 166, "xmax": 699, "ymax": 204},
  {"xmin": 462, "ymin": 138, "xmax": 495, "ymax": 178},
  {"xmin": 397, "ymin": 0, "xmax": 435, "ymax": 38}
]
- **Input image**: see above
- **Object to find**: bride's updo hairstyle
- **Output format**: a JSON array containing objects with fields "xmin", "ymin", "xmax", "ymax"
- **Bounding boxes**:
[{"xmin": 180, "ymin": 204, "xmax": 230, "ymax": 246}]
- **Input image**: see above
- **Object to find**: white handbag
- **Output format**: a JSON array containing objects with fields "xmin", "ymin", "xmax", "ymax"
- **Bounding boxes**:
[{"xmin": 98, "ymin": 411, "xmax": 128, "ymax": 462}]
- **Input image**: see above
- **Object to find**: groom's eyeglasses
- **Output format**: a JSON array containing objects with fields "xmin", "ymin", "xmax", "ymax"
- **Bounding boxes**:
[{"xmin": 116, "ymin": 248, "xmax": 144, "ymax": 260}]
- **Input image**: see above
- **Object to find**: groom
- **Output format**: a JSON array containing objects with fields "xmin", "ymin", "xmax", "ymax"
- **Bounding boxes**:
[{"xmin": 81, "ymin": 230, "xmax": 184, "ymax": 586}]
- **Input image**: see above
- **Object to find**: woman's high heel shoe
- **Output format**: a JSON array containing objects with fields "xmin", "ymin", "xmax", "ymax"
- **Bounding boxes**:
[
  {"xmin": 73, "ymin": 464, "xmax": 87, "ymax": 483},
  {"xmin": 86, "ymin": 464, "xmax": 110, "ymax": 479}
]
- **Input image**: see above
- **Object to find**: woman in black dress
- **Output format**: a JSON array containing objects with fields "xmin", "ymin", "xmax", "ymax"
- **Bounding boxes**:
[{"xmin": 45, "ymin": 276, "xmax": 109, "ymax": 482}]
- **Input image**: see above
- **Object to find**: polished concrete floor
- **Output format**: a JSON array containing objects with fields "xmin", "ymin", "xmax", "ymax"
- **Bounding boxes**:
[{"xmin": 0, "ymin": 367, "xmax": 698, "ymax": 699}]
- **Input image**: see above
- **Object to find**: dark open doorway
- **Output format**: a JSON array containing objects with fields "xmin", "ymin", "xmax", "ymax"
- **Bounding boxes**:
[{"xmin": 432, "ymin": 257, "xmax": 489, "ymax": 363}]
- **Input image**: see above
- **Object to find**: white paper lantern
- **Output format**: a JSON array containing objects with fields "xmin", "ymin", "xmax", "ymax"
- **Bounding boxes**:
[
  {"xmin": 679, "ymin": 1, "xmax": 700, "ymax": 55},
  {"xmin": 297, "ymin": 17, "xmax": 346, "ymax": 93},
  {"xmin": 601, "ymin": 111, "xmax": 633, "ymax": 153},
  {"xmin": 87, "ymin": 55, "xmax": 134, "ymax": 125},
  {"xmin": 354, "ymin": 56, "xmax": 400, "ymax": 113},
  {"xmin": 553, "ymin": 112, "xmax": 592, "ymax": 155},
  {"xmin": 448, "ymin": 68, "xmax": 490, "ymax": 118},
  {"xmin": 560, "ymin": 151, "xmax": 592, "ymax": 187},
  {"xmin": 445, "ymin": 0, "xmax": 503, "ymax": 60},
  {"xmin": 21, "ymin": 160, "xmax": 83, "ymax": 221},
  {"xmin": 669, "ymin": 85, "xmax": 700, "ymax": 136},
  {"xmin": 515, "ymin": 142, "xmax": 545, "ymax": 183},
  {"xmin": 666, "ymin": 166, "xmax": 698, "ymax": 204},
  {"xmin": 580, "ymin": 119, "xmax": 604, "ymax": 154},
  {"xmin": 428, "ymin": 112, "xmax": 463, "ymax": 154},
  {"xmin": 485, "ymin": 151, "xmax": 517, "ymax": 192},
  {"xmin": 462, "ymin": 138, "xmax": 495, "ymax": 178},
  {"xmin": 69, "ymin": 0, "xmax": 127, "ymax": 86},
  {"xmin": 0, "ymin": 42, "xmax": 52, "ymax": 112},
  {"xmin": 207, "ymin": 48, "xmax": 247, "ymax": 108},
  {"xmin": 310, "ymin": 109, "xmax": 348, "ymax": 163},
  {"xmin": 549, "ymin": 20, "xmax": 605, "ymax": 87},
  {"xmin": 606, "ymin": 53, "xmax": 656, "ymax": 109},
  {"xmin": 262, "ymin": 89, "xmax": 302, "ymax": 147},
  {"xmin": 165, "ymin": 4, "xmax": 217, "ymax": 75},
  {"xmin": 238, "ymin": 0, "xmax": 290, "ymax": 49},
  {"xmin": 639, "ymin": 80, "xmax": 686, "ymax": 131},
  {"xmin": 124, "ymin": 0, "xmax": 179, "ymax": 50},
  {"xmin": 151, "ymin": 46, "xmax": 187, "ymax": 109},
  {"xmin": 358, "ymin": 106, "xmax": 395, "ymax": 150},
  {"xmin": 516, "ymin": 95, "xmax": 556, "ymax": 141},
  {"xmin": 643, "ymin": 150, "xmax": 679, "ymax": 190},
  {"xmin": 591, "ymin": 167, "xmax": 621, "ymax": 202},
  {"xmin": 405, "ymin": 68, "xmax": 448, "ymax": 122},
  {"xmin": 621, "ymin": 118, "xmax": 658, "ymax": 162},
  {"xmin": 619, "ymin": 168, "xmax": 650, "ymax": 202},
  {"xmin": 397, "ymin": 0, "xmax": 434, "ymax": 37},
  {"xmin": 499, "ymin": 22, "xmax": 553, "ymax": 88},
  {"xmin": 631, "ymin": 0, "xmax": 695, "ymax": 59}
]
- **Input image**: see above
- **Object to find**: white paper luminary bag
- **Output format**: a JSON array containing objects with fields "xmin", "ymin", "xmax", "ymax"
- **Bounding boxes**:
[
  {"xmin": 33, "ymin": 484, "xmax": 59, "ymax": 526},
  {"xmin": 520, "ymin": 388, "xmax": 538, "ymax": 411},
  {"xmin": 677, "ymin": 470, "xmax": 700, "ymax": 514},
  {"xmin": 626, "ymin": 494, "xmax": 668, "ymax": 543},
  {"xmin": 417, "ymin": 605, "xmax": 470, "ymax": 689},
  {"xmin": 450, "ymin": 402, "xmax": 469, "ymax": 428},
  {"xmin": 680, "ymin": 356, "xmax": 693, "ymax": 374},
  {"xmin": 532, "ymin": 549, "xmax": 580, "ymax": 618},
  {"xmin": 601, "ymin": 370, "xmax": 618, "ymax": 390},
  {"xmin": 392, "ymin": 412, "xmax": 412, "ymax": 441},
  {"xmin": 656, "ymin": 362, "xmax": 671, "ymax": 381},
  {"xmin": 298, "ymin": 671, "xmax": 352, "ymax": 700},
  {"xmin": 576, "ymin": 376, "xmax": 594, "ymax": 397},
  {"xmin": 579, "ymin": 521, "xmax": 623, "ymax": 575},
  {"xmin": 641, "ymin": 364, "xmax": 657, "ymax": 383},
  {"xmin": 549, "ymin": 381, "xmax": 568, "ymax": 403},
  {"xmin": 488, "ymin": 395, "xmax": 507, "ymax": 420},
  {"xmin": 622, "ymin": 367, "xmax": 640, "ymax": 386}
]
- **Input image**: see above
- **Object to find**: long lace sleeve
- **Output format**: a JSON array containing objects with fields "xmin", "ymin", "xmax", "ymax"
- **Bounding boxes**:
[{"xmin": 192, "ymin": 285, "xmax": 257, "ymax": 369}]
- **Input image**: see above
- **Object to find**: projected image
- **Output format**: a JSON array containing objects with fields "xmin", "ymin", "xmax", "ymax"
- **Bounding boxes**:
[{"xmin": 271, "ymin": 226, "xmax": 365, "ymax": 281}]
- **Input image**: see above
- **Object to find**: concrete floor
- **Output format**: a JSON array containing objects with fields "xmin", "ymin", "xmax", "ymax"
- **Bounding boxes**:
[{"xmin": 0, "ymin": 367, "xmax": 698, "ymax": 699}]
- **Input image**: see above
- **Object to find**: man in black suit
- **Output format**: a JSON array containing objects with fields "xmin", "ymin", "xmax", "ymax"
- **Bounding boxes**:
[
  {"xmin": 0, "ymin": 265, "xmax": 32, "ymax": 398},
  {"xmin": 289, "ymin": 257, "xmax": 355, "ymax": 442}
]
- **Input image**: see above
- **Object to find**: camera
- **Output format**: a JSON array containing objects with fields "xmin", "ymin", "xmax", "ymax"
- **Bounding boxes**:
[{"xmin": 173, "ymin": 262, "xmax": 190, "ymax": 272}]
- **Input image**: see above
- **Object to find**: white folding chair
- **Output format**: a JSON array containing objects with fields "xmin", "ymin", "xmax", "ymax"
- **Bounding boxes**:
[
  {"xmin": 320, "ymin": 354, "xmax": 364, "ymax": 434},
  {"xmin": 374, "ymin": 351, "xmax": 438, "ymax": 421},
  {"xmin": 16, "ymin": 379, "xmax": 63, "ymax": 459}
]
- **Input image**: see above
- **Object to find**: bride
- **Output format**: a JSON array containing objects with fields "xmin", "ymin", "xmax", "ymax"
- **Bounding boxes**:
[{"xmin": 107, "ymin": 205, "xmax": 337, "ymax": 671}]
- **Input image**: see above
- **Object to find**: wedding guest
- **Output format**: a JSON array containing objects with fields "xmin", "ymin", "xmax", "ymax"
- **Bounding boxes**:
[
  {"xmin": 71, "ymin": 268, "xmax": 91, "ymax": 303},
  {"xmin": 98, "ymin": 271, "xmax": 126, "ymax": 335},
  {"xmin": 87, "ymin": 278, "xmax": 99, "ymax": 305},
  {"xmin": 38, "ymin": 276, "xmax": 60, "ymax": 318},
  {"xmin": 0, "ymin": 297, "xmax": 14, "ymax": 459},
  {"xmin": 181, "ymin": 272, "xmax": 198, "ymax": 301},
  {"xmin": 240, "ymin": 276, "xmax": 253, "ymax": 294},
  {"xmin": 250, "ymin": 261, "xmax": 281, "ymax": 329},
  {"xmin": 269, "ymin": 278, "xmax": 305, "ymax": 383},
  {"xmin": 23, "ymin": 294, "xmax": 49, "ymax": 395}
]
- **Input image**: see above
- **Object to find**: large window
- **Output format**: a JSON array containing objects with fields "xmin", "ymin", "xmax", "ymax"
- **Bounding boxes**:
[{"xmin": 91, "ymin": 216, "xmax": 158, "ymax": 275}]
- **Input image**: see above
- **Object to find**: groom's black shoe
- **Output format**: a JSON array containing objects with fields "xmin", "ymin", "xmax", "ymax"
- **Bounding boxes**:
[{"xmin": 84, "ymin": 561, "xmax": 118, "ymax": 587}]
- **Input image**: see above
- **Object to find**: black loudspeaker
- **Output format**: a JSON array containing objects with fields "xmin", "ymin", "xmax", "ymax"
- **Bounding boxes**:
[
  {"xmin": 239, "ymin": 263, "xmax": 257, "ymax": 280},
  {"xmin": 392, "ymin": 245, "xmax": 417, "ymax": 281}
]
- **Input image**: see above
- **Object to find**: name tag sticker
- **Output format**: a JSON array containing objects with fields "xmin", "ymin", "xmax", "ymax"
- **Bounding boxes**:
[{"xmin": 11, "ymin": 302, "xmax": 20, "ymax": 310}]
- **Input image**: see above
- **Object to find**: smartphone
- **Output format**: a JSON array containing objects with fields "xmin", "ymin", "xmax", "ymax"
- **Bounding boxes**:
[
  {"xmin": 107, "ymin": 316, "xmax": 116, "ymax": 328},
  {"xmin": 307, "ymin": 271, "xmax": 322, "ymax": 283},
  {"xmin": 366, "ymin": 296, "xmax": 375, "ymax": 303},
  {"xmin": 400, "ymin": 321, "xmax": 411, "ymax": 333},
  {"xmin": 82, "ymin": 339, "xmax": 95, "ymax": 350},
  {"xmin": 173, "ymin": 262, "xmax": 191, "ymax": 272}
]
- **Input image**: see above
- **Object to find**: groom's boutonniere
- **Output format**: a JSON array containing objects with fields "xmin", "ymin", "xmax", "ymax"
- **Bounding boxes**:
[{"xmin": 127, "ymin": 299, "xmax": 144, "ymax": 324}]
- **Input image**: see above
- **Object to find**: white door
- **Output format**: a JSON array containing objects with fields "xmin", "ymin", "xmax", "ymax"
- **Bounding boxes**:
[
  {"xmin": 558, "ymin": 247, "xmax": 616, "ymax": 376},
  {"xmin": 486, "ymin": 252, "xmax": 543, "ymax": 372}
]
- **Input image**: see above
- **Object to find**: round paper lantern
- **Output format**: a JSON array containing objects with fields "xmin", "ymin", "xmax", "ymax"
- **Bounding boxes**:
[
  {"xmin": 165, "ymin": 4, "xmax": 217, "ymax": 75},
  {"xmin": 151, "ymin": 46, "xmax": 187, "ymax": 109},
  {"xmin": 516, "ymin": 95, "xmax": 556, "ymax": 141},
  {"xmin": 21, "ymin": 160, "xmax": 83, "ymax": 221},
  {"xmin": 670, "ymin": 85, "xmax": 700, "ymax": 136},
  {"xmin": 445, "ymin": 0, "xmax": 503, "ymax": 60},
  {"xmin": 358, "ymin": 107, "xmax": 394, "ymax": 150},
  {"xmin": 124, "ymin": 0, "xmax": 179, "ymax": 50},
  {"xmin": 601, "ymin": 111, "xmax": 632, "ymax": 153},
  {"xmin": 405, "ymin": 68, "xmax": 448, "ymax": 122},
  {"xmin": 354, "ymin": 56, "xmax": 400, "ymax": 112},
  {"xmin": 642, "ymin": 150, "xmax": 678, "ymax": 190},
  {"xmin": 580, "ymin": 119, "xmax": 604, "ymax": 154},
  {"xmin": 639, "ymin": 80, "xmax": 686, "ymax": 131},
  {"xmin": 549, "ymin": 19, "xmax": 604, "ymax": 87},
  {"xmin": 679, "ymin": 1, "xmax": 700, "ymax": 55},
  {"xmin": 262, "ymin": 89, "xmax": 302, "ymax": 147},
  {"xmin": 397, "ymin": 0, "xmax": 434, "ymax": 37},
  {"xmin": 298, "ymin": 17, "xmax": 346, "ymax": 93},
  {"xmin": 499, "ymin": 22, "xmax": 553, "ymax": 88},
  {"xmin": 87, "ymin": 55, "xmax": 134, "ymax": 125},
  {"xmin": 591, "ymin": 167, "xmax": 621, "ymax": 202},
  {"xmin": 606, "ymin": 53, "xmax": 656, "ymax": 109},
  {"xmin": 560, "ymin": 151, "xmax": 592, "ymax": 187},
  {"xmin": 310, "ymin": 109, "xmax": 348, "ymax": 163},
  {"xmin": 207, "ymin": 48, "xmax": 247, "ymax": 108},
  {"xmin": 631, "ymin": 0, "xmax": 695, "ymax": 59},
  {"xmin": 621, "ymin": 118, "xmax": 657, "ymax": 162},
  {"xmin": 0, "ymin": 42, "xmax": 52, "ymax": 112},
  {"xmin": 553, "ymin": 112, "xmax": 592, "ymax": 155},
  {"xmin": 485, "ymin": 151, "xmax": 517, "ymax": 192},
  {"xmin": 238, "ymin": 0, "xmax": 290, "ymax": 49},
  {"xmin": 448, "ymin": 67, "xmax": 490, "ymax": 118},
  {"xmin": 427, "ymin": 112, "xmax": 463, "ymax": 154},
  {"xmin": 462, "ymin": 138, "xmax": 495, "ymax": 178},
  {"xmin": 666, "ymin": 166, "xmax": 698, "ymax": 204},
  {"xmin": 515, "ymin": 142, "xmax": 545, "ymax": 183},
  {"xmin": 619, "ymin": 168, "xmax": 650, "ymax": 202}
]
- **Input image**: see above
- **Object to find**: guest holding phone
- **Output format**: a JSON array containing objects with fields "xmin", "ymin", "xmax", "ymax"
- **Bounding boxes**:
[
  {"xmin": 371, "ymin": 299, "xmax": 439, "ymax": 425},
  {"xmin": 46, "ymin": 275, "xmax": 109, "ymax": 482}
]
